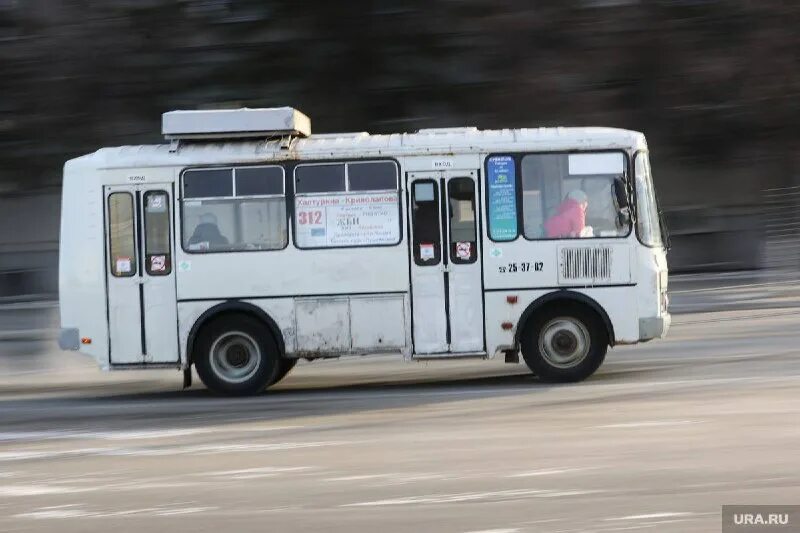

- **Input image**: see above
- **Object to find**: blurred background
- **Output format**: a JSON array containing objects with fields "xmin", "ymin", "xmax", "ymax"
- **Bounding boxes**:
[
  {"xmin": 1, "ymin": 6, "xmax": 800, "ymax": 529},
  {"xmin": 1, "ymin": 0, "xmax": 799, "ymax": 303}
]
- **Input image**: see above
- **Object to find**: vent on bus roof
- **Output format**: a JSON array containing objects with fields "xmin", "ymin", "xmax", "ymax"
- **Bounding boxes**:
[
  {"xmin": 559, "ymin": 246, "xmax": 613, "ymax": 282},
  {"xmin": 162, "ymin": 107, "xmax": 311, "ymax": 140}
]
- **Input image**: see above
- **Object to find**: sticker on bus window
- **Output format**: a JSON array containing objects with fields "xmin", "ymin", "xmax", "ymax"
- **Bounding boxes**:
[
  {"xmin": 420, "ymin": 243, "xmax": 435, "ymax": 261},
  {"xmin": 146, "ymin": 194, "xmax": 167, "ymax": 213},
  {"xmin": 115, "ymin": 257, "xmax": 132, "ymax": 273},
  {"xmin": 487, "ymin": 156, "xmax": 518, "ymax": 241},
  {"xmin": 456, "ymin": 241, "xmax": 472, "ymax": 260},
  {"xmin": 150, "ymin": 255, "xmax": 167, "ymax": 272}
]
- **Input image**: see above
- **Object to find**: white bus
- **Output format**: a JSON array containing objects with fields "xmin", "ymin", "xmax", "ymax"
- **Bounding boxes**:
[{"xmin": 58, "ymin": 107, "xmax": 670, "ymax": 395}]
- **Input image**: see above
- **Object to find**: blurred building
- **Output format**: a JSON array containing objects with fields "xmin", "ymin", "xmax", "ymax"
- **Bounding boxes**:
[{"xmin": 1, "ymin": 1, "xmax": 798, "ymax": 298}]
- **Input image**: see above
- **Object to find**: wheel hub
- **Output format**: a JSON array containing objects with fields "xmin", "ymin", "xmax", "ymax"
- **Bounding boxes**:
[
  {"xmin": 552, "ymin": 331, "xmax": 578, "ymax": 355},
  {"xmin": 226, "ymin": 345, "xmax": 249, "ymax": 367},
  {"xmin": 209, "ymin": 331, "xmax": 261, "ymax": 384},
  {"xmin": 538, "ymin": 317, "xmax": 591, "ymax": 369}
]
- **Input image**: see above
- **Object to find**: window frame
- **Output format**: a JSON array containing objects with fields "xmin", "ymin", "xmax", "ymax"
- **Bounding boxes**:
[
  {"xmin": 291, "ymin": 159, "xmax": 402, "ymax": 251},
  {"xmin": 484, "ymin": 149, "xmax": 633, "ymax": 243},
  {"xmin": 346, "ymin": 160, "xmax": 400, "ymax": 192},
  {"xmin": 632, "ymin": 150, "xmax": 665, "ymax": 249},
  {"xmin": 179, "ymin": 164, "xmax": 289, "ymax": 255},
  {"xmin": 447, "ymin": 177, "xmax": 478, "ymax": 265},
  {"xmin": 143, "ymin": 189, "xmax": 173, "ymax": 276},
  {"xmin": 107, "ymin": 191, "xmax": 138, "ymax": 278},
  {"xmin": 411, "ymin": 178, "xmax": 443, "ymax": 266},
  {"xmin": 294, "ymin": 162, "xmax": 346, "ymax": 195},
  {"xmin": 234, "ymin": 166, "xmax": 287, "ymax": 196},
  {"xmin": 183, "ymin": 168, "xmax": 235, "ymax": 199}
]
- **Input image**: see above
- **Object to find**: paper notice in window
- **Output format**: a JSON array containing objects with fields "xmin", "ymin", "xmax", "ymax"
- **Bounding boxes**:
[
  {"xmin": 146, "ymin": 194, "xmax": 167, "ymax": 212},
  {"xmin": 420, "ymin": 243, "xmax": 435, "ymax": 261},
  {"xmin": 294, "ymin": 192, "xmax": 400, "ymax": 248},
  {"xmin": 150, "ymin": 255, "xmax": 167, "ymax": 272},
  {"xmin": 456, "ymin": 241, "xmax": 471, "ymax": 260},
  {"xmin": 115, "ymin": 257, "xmax": 132, "ymax": 274}
]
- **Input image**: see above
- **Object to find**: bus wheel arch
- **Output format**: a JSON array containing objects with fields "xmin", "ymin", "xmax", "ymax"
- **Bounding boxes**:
[
  {"xmin": 187, "ymin": 301, "xmax": 286, "ymax": 365},
  {"xmin": 187, "ymin": 302, "xmax": 288, "ymax": 395},
  {"xmin": 515, "ymin": 291, "xmax": 615, "ymax": 349},
  {"xmin": 515, "ymin": 291, "xmax": 613, "ymax": 383}
]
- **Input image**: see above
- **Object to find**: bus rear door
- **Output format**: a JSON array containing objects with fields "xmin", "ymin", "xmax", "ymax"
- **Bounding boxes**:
[
  {"xmin": 408, "ymin": 170, "xmax": 484, "ymax": 355},
  {"xmin": 104, "ymin": 185, "xmax": 178, "ymax": 364}
]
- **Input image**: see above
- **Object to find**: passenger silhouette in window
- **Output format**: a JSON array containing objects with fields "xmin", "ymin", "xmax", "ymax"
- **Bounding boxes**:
[
  {"xmin": 544, "ymin": 189, "xmax": 593, "ymax": 238},
  {"xmin": 188, "ymin": 213, "xmax": 229, "ymax": 249}
]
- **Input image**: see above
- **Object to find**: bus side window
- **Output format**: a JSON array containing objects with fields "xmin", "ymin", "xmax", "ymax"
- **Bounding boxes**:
[
  {"xmin": 411, "ymin": 181, "xmax": 441, "ymax": 266},
  {"xmin": 144, "ymin": 191, "xmax": 172, "ymax": 275},
  {"xmin": 108, "ymin": 192, "xmax": 137, "ymax": 277},
  {"xmin": 448, "ymin": 178, "xmax": 477, "ymax": 264}
]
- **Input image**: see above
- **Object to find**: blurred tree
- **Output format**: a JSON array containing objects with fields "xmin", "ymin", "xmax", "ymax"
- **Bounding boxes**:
[{"xmin": 0, "ymin": 0, "xmax": 797, "ymax": 202}]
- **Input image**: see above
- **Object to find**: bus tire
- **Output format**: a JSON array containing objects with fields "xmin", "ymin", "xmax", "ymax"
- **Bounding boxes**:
[
  {"xmin": 194, "ymin": 313, "xmax": 280, "ymax": 395},
  {"xmin": 269, "ymin": 358, "xmax": 297, "ymax": 386},
  {"xmin": 520, "ymin": 303, "xmax": 608, "ymax": 383}
]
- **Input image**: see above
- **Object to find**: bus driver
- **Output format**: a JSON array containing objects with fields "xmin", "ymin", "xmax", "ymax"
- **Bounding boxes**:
[
  {"xmin": 188, "ymin": 212, "xmax": 229, "ymax": 249},
  {"xmin": 544, "ymin": 189, "xmax": 593, "ymax": 238}
]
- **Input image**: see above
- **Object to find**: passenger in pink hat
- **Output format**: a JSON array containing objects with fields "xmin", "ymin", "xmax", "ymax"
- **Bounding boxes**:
[{"xmin": 544, "ymin": 189, "xmax": 592, "ymax": 238}]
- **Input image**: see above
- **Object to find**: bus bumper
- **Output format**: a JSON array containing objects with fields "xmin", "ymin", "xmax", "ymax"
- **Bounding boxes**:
[
  {"xmin": 58, "ymin": 328, "xmax": 80, "ymax": 351},
  {"xmin": 639, "ymin": 313, "xmax": 671, "ymax": 341}
]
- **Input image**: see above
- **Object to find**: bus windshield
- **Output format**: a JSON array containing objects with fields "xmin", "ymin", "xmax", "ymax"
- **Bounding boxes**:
[{"xmin": 634, "ymin": 152, "xmax": 663, "ymax": 248}]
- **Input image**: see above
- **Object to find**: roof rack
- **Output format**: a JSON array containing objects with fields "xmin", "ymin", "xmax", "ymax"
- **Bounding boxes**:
[{"xmin": 162, "ymin": 107, "xmax": 311, "ymax": 141}]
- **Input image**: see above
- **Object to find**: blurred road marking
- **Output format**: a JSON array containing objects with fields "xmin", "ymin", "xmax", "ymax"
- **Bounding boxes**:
[
  {"xmin": 507, "ymin": 467, "xmax": 597, "ymax": 478},
  {"xmin": 325, "ymin": 474, "xmax": 386, "ymax": 482},
  {"xmin": 463, "ymin": 529, "xmax": 519, "ymax": 533},
  {"xmin": 0, "ymin": 441, "xmax": 352, "ymax": 462},
  {"xmin": 593, "ymin": 420, "xmax": 702, "ymax": 429},
  {"xmin": 343, "ymin": 488, "xmax": 601, "ymax": 507},
  {"xmin": 13, "ymin": 503, "xmax": 216, "ymax": 520},
  {"xmin": 2, "ymin": 374, "xmax": 800, "ymax": 415},
  {"xmin": 0, "ymin": 484, "xmax": 96, "ymax": 497},
  {"xmin": 202, "ymin": 466, "xmax": 314, "ymax": 480},
  {"xmin": 326, "ymin": 472, "xmax": 448, "ymax": 485},
  {"xmin": 0, "ymin": 426, "xmax": 300, "ymax": 443},
  {"xmin": 604, "ymin": 512, "xmax": 696, "ymax": 521}
]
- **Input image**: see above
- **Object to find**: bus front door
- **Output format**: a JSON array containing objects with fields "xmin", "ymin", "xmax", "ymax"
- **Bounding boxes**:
[
  {"xmin": 104, "ymin": 185, "xmax": 179, "ymax": 365},
  {"xmin": 408, "ymin": 171, "xmax": 484, "ymax": 355}
]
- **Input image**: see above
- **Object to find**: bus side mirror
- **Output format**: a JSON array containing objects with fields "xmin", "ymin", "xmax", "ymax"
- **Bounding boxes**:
[
  {"xmin": 613, "ymin": 177, "xmax": 629, "ymax": 209},
  {"xmin": 613, "ymin": 177, "xmax": 631, "ymax": 229}
]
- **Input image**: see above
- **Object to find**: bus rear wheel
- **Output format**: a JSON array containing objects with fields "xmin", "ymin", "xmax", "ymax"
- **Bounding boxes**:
[
  {"xmin": 520, "ymin": 304, "xmax": 608, "ymax": 383},
  {"xmin": 194, "ymin": 314, "xmax": 280, "ymax": 396}
]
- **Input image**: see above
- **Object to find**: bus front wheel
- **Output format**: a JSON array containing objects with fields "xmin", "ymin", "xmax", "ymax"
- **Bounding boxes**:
[
  {"xmin": 520, "ymin": 304, "xmax": 608, "ymax": 383},
  {"xmin": 194, "ymin": 313, "xmax": 280, "ymax": 396}
]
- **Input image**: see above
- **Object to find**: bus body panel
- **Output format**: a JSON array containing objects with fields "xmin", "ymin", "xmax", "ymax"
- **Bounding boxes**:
[
  {"xmin": 58, "ymin": 125, "xmax": 669, "ymax": 377},
  {"xmin": 59, "ymin": 159, "xmax": 110, "ymax": 367},
  {"xmin": 483, "ymin": 285, "xmax": 642, "ymax": 354},
  {"xmin": 174, "ymin": 245, "xmax": 409, "ymax": 301},
  {"xmin": 177, "ymin": 294, "xmax": 410, "ymax": 363}
]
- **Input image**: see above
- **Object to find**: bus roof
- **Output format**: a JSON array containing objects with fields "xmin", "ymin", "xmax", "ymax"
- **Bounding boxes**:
[{"xmin": 69, "ymin": 126, "xmax": 647, "ymax": 170}]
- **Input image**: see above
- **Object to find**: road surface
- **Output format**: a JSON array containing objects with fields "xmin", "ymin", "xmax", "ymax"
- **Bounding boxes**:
[{"xmin": 1, "ymin": 307, "xmax": 799, "ymax": 532}]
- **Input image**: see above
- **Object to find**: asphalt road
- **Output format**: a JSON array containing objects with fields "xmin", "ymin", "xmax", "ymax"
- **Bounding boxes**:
[{"xmin": 1, "ymin": 308, "xmax": 800, "ymax": 532}]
